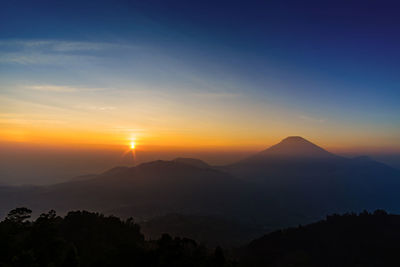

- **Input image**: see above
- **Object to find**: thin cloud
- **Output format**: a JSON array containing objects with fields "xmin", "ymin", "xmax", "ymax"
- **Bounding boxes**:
[
  {"xmin": 25, "ymin": 85, "xmax": 106, "ymax": 93},
  {"xmin": 0, "ymin": 52, "xmax": 97, "ymax": 65},
  {"xmin": 76, "ymin": 105, "xmax": 116, "ymax": 111},
  {"xmin": 298, "ymin": 114, "xmax": 325, "ymax": 123},
  {"xmin": 192, "ymin": 92, "xmax": 239, "ymax": 99},
  {"xmin": 51, "ymin": 41, "xmax": 115, "ymax": 52},
  {"xmin": 0, "ymin": 118, "xmax": 67, "ymax": 125},
  {"xmin": 0, "ymin": 40, "xmax": 119, "ymax": 52},
  {"xmin": 108, "ymin": 127, "xmax": 147, "ymax": 132},
  {"xmin": 0, "ymin": 39, "xmax": 127, "ymax": 65},
  {"xmin": 27, "ymin": 85, "xmax": 78, "ymax": 92},
  {"xmin": 0, "ymin": 113, "xmax": 67, "ymax": 125}
]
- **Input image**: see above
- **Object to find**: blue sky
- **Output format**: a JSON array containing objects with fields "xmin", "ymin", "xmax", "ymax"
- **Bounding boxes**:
[{"xmin": 0, "ymin": 0, "xmax": 399, "ymax": 150}]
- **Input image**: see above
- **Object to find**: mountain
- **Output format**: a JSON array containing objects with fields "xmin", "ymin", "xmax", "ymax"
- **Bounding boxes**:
[
  {"xmin": 0, "ymin": 160, "xmax": 249, "ymax": 221},
  {"xmin": 0, "ymin": 136, "xmax": 399, "ymax": 235},
  {"xmin": 238, "ymin": 210, "xmax": 400, "ymax": 267},
  {"xmin": 254, "ymin": 136, "xmax": 336, "ymax": 158},
  {"xmin": 173, "ymin": 158, "xmax": 211, "ymax": 169},
  {"xmin": 222, "ymin": 136, "xmax": 400, "ymax": 225},
  {"xmin": 224, "ymin": 136, "xmax": 344, "ymax": 178},
  {"xmin": 225, "ymin": 136, "xmax": 399, "ymax": 184}
]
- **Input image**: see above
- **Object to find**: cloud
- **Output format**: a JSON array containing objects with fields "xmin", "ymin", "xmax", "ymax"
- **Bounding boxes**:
[
  {"xmin": 50, "ymin": 41, "xmax": 114, "ymax": 52},
  {"xmin": 26, "ymin": 85, "xmax": 78, "ymax": 92},
  {"xmin": 0, "ymin": 39, "xmax": 126, "ymax": 65},
  {"xmin": 0, "ymin": 52, "xmax": 97, "ymax": 65},
  {"xmin": 25, "ymin": 85, "xmax": 107, "ymax": 93},
  {"xmin": 108, "ymin": 127, "xmax": 146, "ymax": 133},
  {"xmin": 191, "ymin": 92, "xmax": 239, "ymax": 99},
  {"xmin": 298, "ymin": 114, "xmax": 325, "ymax": 123},
  {"xmin": 0, "ymin": 40, "xmax": 118, "ymax": 52},
  {"xmin": 76, "ymin": 105, "xmax": 116, "ymax": 111},
  {"xmin": 0, "ymin": 113, "xmax": 66, "ymax": 126}
]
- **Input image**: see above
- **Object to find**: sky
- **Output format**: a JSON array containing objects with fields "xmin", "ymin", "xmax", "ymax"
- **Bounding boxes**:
[{"xmin": 1, "ymin": 0, "xmax": 400, "ymax": 184}]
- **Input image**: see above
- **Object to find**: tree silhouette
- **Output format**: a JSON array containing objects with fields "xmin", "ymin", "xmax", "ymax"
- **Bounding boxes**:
[
  {"xmin": 0, "ymin": 207, "xmax": 231, "ymax": 267},
  {"xmin": 6, "ymin": 207, "xmax": 32, "ymax": 224}
]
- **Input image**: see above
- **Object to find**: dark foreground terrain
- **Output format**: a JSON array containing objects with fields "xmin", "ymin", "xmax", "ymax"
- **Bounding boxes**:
[
  {"xmin": 239, "ymin": 209, "xmax": 400, "ymax": 267},
  {"xmin": 0, "ymin": 208, "xmax": 228, "ymax": 267},
  {"xmin": 2, "ymin": 208, "xmax": 400, "ymax": 267}
]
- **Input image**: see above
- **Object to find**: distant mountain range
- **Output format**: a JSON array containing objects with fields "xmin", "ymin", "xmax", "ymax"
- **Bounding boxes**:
[{"xmin": 0, "ymin": 136, "xmax": 399, "ymax": 245}]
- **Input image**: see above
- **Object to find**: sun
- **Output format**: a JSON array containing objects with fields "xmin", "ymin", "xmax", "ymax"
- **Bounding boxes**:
[{"xmin": 130, "ymin": 141, "xmax": 136, "ymax": 150}]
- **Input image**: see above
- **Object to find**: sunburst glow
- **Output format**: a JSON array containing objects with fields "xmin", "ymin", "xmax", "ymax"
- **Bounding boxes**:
[{"xmin": 130, "ymin": 141, "xmax": 136, "ymax": 150}]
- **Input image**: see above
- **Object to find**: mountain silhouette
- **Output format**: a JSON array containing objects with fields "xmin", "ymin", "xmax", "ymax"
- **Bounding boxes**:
[
  {"xmin": 257, "ymin": 136, "xmax": 336, "ymax": 158},
  {"xmin": 231, "ymin": 136, "xmax": 340, "ymax": 167},
  {"xmin": 225, "ymin": 136, "xmax": 397, "ymax": 177},
  {"xmin": 224, "ymin": 136, "xmax": 346, "ymax": 180},
  {"xmin": 172, "ymin": 158, "xmax": 211, "ymax": 169},
  {"xmin": 0, "ymin": 160, "xmax": 248, "ymax": 221},
  {"xmin": 0, "ymin": 136, "xmax": 399, "ymax": 237},
  {"xmin": 219, "ymin": 136, "xmax": 400, "ymax": 227}
]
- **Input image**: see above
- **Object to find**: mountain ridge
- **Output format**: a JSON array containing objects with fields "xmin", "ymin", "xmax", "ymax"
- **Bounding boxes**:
[{"xmin": 0, "ymin": 136, "xmax": 399, "ymax": 235}]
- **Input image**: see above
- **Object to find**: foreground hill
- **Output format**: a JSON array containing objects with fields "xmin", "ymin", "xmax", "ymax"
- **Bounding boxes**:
[
  {"xmin": 140, "ymin": 213, "xmax": 264, "ymax": 248},
  {"xmin": 239, "ymin": 210, "xmax": 400, "ymax": 267},
  {"xmin": 3, "ymin": 207, "xmax": 400, "ymax": 267},
  {"xmin": 0, "ymin": 208, "xmax": 229, "ymax": 267}
]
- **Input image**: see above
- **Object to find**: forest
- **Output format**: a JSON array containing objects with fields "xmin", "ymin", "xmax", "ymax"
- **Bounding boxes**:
[
  {"xmin": 0, "ymin": 208, "xmax": 228, "ymax": 267},
  {"xmin": 2, "ymin": 208, "xmax": 400, "ymax": 266}
]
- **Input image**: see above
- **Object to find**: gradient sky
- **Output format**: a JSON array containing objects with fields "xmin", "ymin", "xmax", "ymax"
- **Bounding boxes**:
[{"xmin": 1, "ymin": 0, "xmax": 400, "ymax": 153}]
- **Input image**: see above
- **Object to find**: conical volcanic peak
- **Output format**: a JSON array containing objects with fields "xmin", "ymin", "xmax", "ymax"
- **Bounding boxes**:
[
  {"xmin": 280, "ymin": 136, "xmax": 310, "ymax": 144},
  {"xmin": 260, "ymin": 136, "xmax": 334, "ymax": 158}
]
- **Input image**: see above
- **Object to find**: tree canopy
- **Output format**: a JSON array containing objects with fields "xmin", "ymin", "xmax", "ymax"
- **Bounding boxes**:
[{"xmin": 0, "ymin": 208, "xmax": 231, "ymax": 267}]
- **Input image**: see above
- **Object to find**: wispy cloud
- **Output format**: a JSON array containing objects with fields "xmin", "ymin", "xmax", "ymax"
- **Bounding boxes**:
[
  {"xmin": 26, "ymin": 85, "xmax": 77, "ymax": 92},
  {"xmin": 0, "ymin": 52, "xmax": 97, "ymax": 65},
  {"xmin": 191, "ymin": 92, "xmax": 239, "ymax": 99},
  {"xmin": 0, "ymin": 113, "xmax": 67, "ymax": 125},
  {"xmin": 76, "ymin": 105, "xmax": 116, "ymax": 111},
  {"xmin": 0, "ymin": 40, "xmax": 119, "ymax": 52},
  {"xmin": 108, "ymin": 127, "xmax": 147, "ymax": 133},
  {"xmin": 25, "ymin": 85, "xmax": 106, "ymax": 93},
  {"xmin": 298, "ymin": 114, "xmax": 325, "ymax": 123},
  {"xmin": 0, "ymin": 39, "xmax": 126, "ymax": 65}
]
